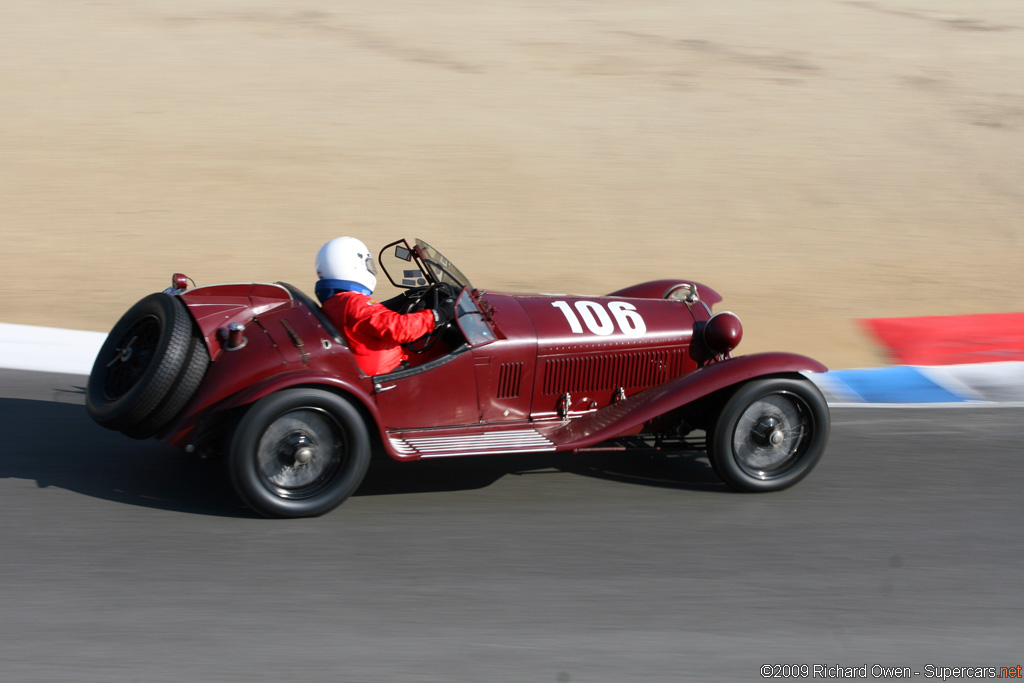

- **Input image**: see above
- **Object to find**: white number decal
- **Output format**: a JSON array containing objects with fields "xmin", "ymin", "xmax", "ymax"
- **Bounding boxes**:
[
  {"xmin": 575, "ymin": 301, "xmax": 614, "ymax": 336},
  {"xmin": 552, "ymin": 300, "xmax": 647, "ymax": 338},
  {"xmin": 551, "ymin": 301, "xmax": 583, "ymax": 334},
  {"xmin": 608, "ymin": 301, "xmax": 647, "ymax": 338}
]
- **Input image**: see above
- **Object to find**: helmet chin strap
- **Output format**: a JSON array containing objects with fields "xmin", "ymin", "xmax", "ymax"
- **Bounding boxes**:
[{"xmin": 315, "ymin": 279, "xmax": 372, "ymax": 303}]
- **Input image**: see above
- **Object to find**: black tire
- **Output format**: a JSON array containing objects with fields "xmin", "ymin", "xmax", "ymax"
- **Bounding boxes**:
[
  {"xmin": 87, "ymin": 293, "xmax": 204, "ymax": 435},
  {"xmin": 123, "ymin": 334, "xmax": 210, "ymax": 440},
  {"xmin": 227, "ymin": 389, "xmax": 371, "ymax": 518},
  {"xmin": 708, "ymin": 378, "xmax": 830, "ymax": 492}
]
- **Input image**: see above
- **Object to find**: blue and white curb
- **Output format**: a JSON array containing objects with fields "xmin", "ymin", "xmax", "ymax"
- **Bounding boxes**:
[
  {"xmin": 1, "ymin": 323, "xmax": 1022, "ymax": 405},
  {"xmin": 810, "ymin": 363, "xmax": 1024, "ymax": 405}
]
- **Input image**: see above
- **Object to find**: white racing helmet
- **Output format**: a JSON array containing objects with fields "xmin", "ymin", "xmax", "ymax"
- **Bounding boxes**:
[{"xmin": 315, "ymin": 237, "xmax": 378, "ymax": 295}]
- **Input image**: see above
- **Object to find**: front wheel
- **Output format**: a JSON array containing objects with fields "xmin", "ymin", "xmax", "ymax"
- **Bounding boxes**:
[
  {"xmin": 228, "ymin": 389, "xmax": 371, "ymax": 518},
  {"xmin": 708, "ymin": 377, "xmax": 830, "ymax": 492}
]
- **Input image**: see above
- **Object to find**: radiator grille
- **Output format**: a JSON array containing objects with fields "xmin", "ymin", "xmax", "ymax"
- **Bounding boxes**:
[
  {"xmin": 497, "ymin": 362, "xmax": 523, "ymax": 398},
  {"xmin": 542, "ymin": 349, "xmax": 687, "ymax": 395}
]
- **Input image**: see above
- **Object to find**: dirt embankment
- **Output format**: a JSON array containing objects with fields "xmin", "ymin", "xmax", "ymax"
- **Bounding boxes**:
[{"xmin": 3, "ymin": 1, "xmax": 1022, "ymax": 369}]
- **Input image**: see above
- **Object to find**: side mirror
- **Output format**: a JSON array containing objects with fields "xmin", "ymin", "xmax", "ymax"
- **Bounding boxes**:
[{"xmin": 394, "ymin": 245, "xmax": 412, "ymax": 262}]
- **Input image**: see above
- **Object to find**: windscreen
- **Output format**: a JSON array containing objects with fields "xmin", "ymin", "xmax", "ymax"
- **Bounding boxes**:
[{"xmin": 415, "ymin": 239, "xmax": 472, "ymax": 291}]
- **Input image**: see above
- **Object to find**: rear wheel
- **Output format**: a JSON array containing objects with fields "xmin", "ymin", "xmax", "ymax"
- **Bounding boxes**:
[
  {"xmin": 87, "ymin": 293, "xmax": 208, "ymax": 437},
  {"xmin": 228, "ymin": 389, "xmax": 371, "ymax": 518},
  {"xmin": 709, "ymin": 378, "xmax": 829, "ymax": 492}
]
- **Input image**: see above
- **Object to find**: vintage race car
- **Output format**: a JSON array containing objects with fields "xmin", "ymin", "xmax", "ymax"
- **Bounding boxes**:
[{"xmin": 86, "ymin": 238, "xmax": 830, "ymax": 518}]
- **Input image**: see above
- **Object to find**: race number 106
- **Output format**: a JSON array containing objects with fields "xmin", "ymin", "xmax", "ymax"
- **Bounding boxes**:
[{"xmin": 551, "ymin": 300, "xmax": 647, "ymax": 338}]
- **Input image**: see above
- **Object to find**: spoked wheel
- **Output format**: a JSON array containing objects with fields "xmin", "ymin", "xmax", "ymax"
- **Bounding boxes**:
[
  {"xmin": 87, "ymin": 293, "xmax": 209, "ymax": 438},
  {"xmin": 228, "ymin": 389, "xmax": 371, "ymax": 518},
  {"xmin": 709, "ymin": 378, "xmax": 830, "ymax": 492},
  {"xmin": 101, "ymin": 315, "xmax": 161, "ymax": 400}
]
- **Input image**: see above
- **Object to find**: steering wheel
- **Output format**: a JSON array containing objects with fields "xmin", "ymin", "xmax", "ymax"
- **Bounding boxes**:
[{"xmin": 401, "ymin": 282, "xmax": 457, "ymax": 353}]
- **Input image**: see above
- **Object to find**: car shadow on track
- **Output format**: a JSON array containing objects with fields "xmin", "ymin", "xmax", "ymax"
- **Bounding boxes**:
[
  {"xmin": 1, "ymin": 396, "xmax": 726, "ymax": 518},
  {"xmin": 0, "ymin": 397, "xmax": 247, "ymax": 517},
  {"xmin": 357, "ymin": 449, "xmax": 726, "ymax": 497}
]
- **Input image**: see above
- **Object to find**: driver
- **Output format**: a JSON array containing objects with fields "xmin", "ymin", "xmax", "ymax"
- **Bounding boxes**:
[{"xmin": 315, "ymin": 237, "xmax": 454, "ymax": 376}]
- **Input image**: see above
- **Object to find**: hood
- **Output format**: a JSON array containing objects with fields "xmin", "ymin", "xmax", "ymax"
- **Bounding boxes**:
[{"xmin": 491, "ymin": 292, "xmax": 698, "ymax": 356}]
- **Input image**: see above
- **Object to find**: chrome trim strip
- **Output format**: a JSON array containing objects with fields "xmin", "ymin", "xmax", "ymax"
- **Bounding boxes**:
[{"xmin": 389, "ymin": 429, "xmax": 556, "ymax": 457}]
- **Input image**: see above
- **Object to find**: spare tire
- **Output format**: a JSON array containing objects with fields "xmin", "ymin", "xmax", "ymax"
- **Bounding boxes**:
[
  {"xmin": 122, "ymin": 332, "xmax": 210, "ymax": 440},
  {"xmin": 87, "ymin": 293, "xmax": 209, "ymax": 437}
]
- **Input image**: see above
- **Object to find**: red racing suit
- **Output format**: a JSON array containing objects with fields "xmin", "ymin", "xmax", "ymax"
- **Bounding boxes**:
[{"xmin": 322, "ymin": 291, "xmax": 436, "ymax": 376}]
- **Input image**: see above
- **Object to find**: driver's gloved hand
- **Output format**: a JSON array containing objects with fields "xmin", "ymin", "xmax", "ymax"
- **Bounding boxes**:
[{"xmin": 432, "ymin": 297, "xmax": 456, "ymax": 327}]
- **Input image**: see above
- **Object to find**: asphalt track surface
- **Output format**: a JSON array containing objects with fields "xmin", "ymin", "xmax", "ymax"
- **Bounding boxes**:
[{"xmin": 1, "ymin": 369, "xmax": 1022, "ymax": 683}]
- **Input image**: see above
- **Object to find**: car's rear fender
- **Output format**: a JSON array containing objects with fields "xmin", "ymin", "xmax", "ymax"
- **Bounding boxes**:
[
  {"xmin": 158, "ymin": 369, "xmax": 382, "ymax": 449},
  {"xmin": 217, "ymin": 371, "xmax": 376, "ymax": 414},
  {"xmin": 537, "ymin": 352, "xmax": 828, "ymax": 450}
]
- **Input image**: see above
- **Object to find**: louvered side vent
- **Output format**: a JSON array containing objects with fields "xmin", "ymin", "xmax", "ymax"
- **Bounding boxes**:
[
  {"xmin": 497, "ymin": 362, "xmax": 523, "ymax": 398},
  {"xmin": 543, "ymin": 350, "xmax": 687, "ymax": 395}
]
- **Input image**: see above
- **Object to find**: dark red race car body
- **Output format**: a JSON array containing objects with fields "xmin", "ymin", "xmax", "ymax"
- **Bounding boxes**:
[{"xmin": 87, "ymin": 238, "xmax": 831, "ymax": 517}]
